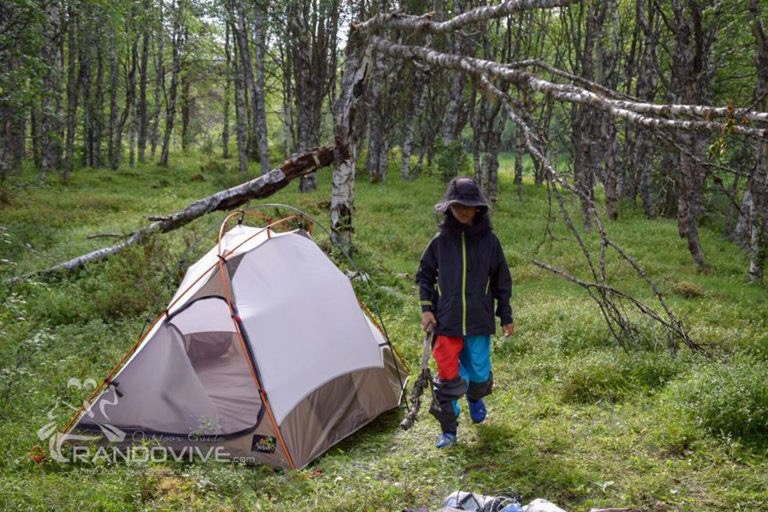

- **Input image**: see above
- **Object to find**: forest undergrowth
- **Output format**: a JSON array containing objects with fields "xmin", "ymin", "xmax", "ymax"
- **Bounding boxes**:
[{"xmin": 0, "ymin": 157, "xmax": 766, "ymax": 511}]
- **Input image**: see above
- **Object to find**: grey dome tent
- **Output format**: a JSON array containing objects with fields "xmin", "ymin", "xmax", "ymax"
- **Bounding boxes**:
[{"xmin": 63, "ymin": 213, "xmax": 406, "ymax": 469}]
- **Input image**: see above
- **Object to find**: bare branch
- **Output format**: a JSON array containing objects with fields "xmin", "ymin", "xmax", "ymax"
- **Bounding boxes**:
[
  {"xmin": 355, "ymin": 0, "xmax": 580, "ymax": 34},
  {"xmin": 371, "ymin": 38, "xmax": 768, "ymax": 138},
  {"xmin": 476, "ymin": 75, "xmax": 704, "ymax": 353},
  {"xmin": 86, "ymin": 233, "xmax": 127, "ymax": 240}
]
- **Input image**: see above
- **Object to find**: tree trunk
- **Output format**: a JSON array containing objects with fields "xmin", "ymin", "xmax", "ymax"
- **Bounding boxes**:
[
  {"xmin": 441, "ymin": 2, "xmax": 468, "ymax": 146},
  {"xmin": 0, "ymin": 52, "xmax": 25, "ymax": 177},
  {"xmin": 227, "ymin": 12, "xmax": 249, "ymax": 175},
  {"xmin": 0, "ymin": 91, "xmax": 18, "ymax": 179},
  {"xmin": 568, "ymin": 1, "xmax": 605, "ymax": 230},
  {"xmin": 13, "ymin": 111, "xmax": 25, "ymax": 174},
  {"xmin": 40, "ymin": 0, "xmax": 64, "ymax": 179},
  {"xmin": 514, "ymin": 126, "xmax": 525, "ymax": 195},
  {"xmin": 150, "ymin": 16, "xmax": 164, "ymax": 161},
  {"xmin": 180, "ymin": 67, "xmax": 191, "ymax": 152},
  {"xmin": 222, "ymin": 23, "xmax": 231, "ymax": 159},
  {"xmin": 289, "ymin": 0, "xmax": 340, "ymax": 193},
  {"xmin": 31, "ymin": 107, "xmax": 41, "ymax": 170},
  {"xmin": 668, "ymin": 0, "xmax": 716, "ymax": 269},
  {"xmin": 233, "ymin": 56, "xmax": 249, "ymax": 174},
  {"xmin": 160, "ymin": 0, "xmax": 184, "ymax": 167},
  {"xmin": 93, "ymin": 30, "xmax": 105, "ymax": 167},
  {"xmin": 252, "ymin": 2, "xmax": 270, "ymax": 173},
  {"xmin": 597, "ymin": 1, "xmax": 620, "ymax": 220},
  {"xmin": 603, "ymin": 117, "xmax": 619, "ymax": 221},
  {"xmin": 401, "ymin": 66, "xmax": 428, "ymax": 180},
  {"xmin": 112, "ymin": 19, "xmax": 139, "ymax": 170},
  {"xmin": 232, "ymin": 0, "xmax": 257, "ymax": 160},
  {"xmin": 280, "ymin": 41, "xmax": 294, "ymax": 159},
  {"xmin": 748, "ymin": 0, "xmax": 768, "ymax": 282},
  {"xmin": 107, "ymin": 30, "xmax": 119, "ymax": 170},
  {"xmin": 366, "ymin": 48, "xmax": 388, "ymax": 183},
  {"xmin": 2, "ymin": 50, "xmax": 27, "ymax": 176},
  {"xmin": 63, "ymin": 3, "xmax": 79, "ymax": 180},
  {"xmin": 636, "ymin": 137, "xmax": 655, "ymax": 218},
  {"xmin": 634, "ymin": 0, "xmax": 659, "ymax": 218},
  {"xmin": 533, "ymin": 95, "xmax": 553, "ymax": 185},
  {"xmin": 0, "ymin": 115, "xmax": 9, "ymax": 180},
  {"xmin": 129, "ymin": 92, "xmax": 138, "ymax": 167},
  {"xmin": 290, "ymin": 2, "xmax": 315, "ymax": 190},
  {"xmin": 676, "ymin": 133, "xmax": 706, "ymax": 267},
  {"xmin": 137, "ymin": 4, "xmax": 150, "ymax": 164},
  {"xmin": 79, "ymin": 12, "xmax": 93, "ymax": 168},
  {"xmin": 484, "ymin": 122, "xmax": 503, "ymax": 202},
  {"xmin": 332, "ymin": 30, "xmax": 369, "ymax": 250}
]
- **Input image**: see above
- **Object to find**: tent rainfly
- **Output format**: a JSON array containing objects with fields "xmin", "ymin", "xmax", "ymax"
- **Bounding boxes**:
[{"xmin": 63, "ymin": 214, "xmax": 406, "ymax": 469}]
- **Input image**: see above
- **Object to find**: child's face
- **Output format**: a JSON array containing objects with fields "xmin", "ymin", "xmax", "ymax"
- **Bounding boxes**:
[{"xmin": 450, "ymin": 203, "xmax": 477, "ymax": 225}]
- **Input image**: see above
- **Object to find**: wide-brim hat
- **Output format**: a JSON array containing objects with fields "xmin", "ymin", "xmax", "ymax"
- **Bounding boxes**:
[{"xmin": 434, "ymin": 176, "xmax": 490, "ymax": 213}]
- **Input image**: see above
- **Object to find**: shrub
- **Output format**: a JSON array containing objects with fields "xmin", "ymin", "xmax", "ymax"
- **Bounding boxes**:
[
  {"xmin": 672, "ymin": 356, "xmax": 768, "ymax": 444},
  {"xmin": 21, "ymin": 236, "xmax": 177, "ymax": 326},
  {"xmin": 559, "ymin": 350, "xmax": 630, "ymax": 403},
  {"xmin": 630, "ymin": 351, "xmax": 687, "ymax": 389},
  {"xmin": 559, "ymin": 349, "xmax": 686, "ymax": 404},
  {"xmin": 672, "ymin": 281, "xmax": 705, "ymax": 298},
  {"xmin": 434, "ymin": 138, "xmax": 471, "ymax": 182}
]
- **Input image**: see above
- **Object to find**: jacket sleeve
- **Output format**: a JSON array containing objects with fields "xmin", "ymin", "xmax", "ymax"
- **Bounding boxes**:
[
  {"xmin": 490, "ymin": 235, "xmax": 514, "ymax": 325},
  {"xmin": 415, "ymin": 237, "xmax": 439, "ymax": 313}
]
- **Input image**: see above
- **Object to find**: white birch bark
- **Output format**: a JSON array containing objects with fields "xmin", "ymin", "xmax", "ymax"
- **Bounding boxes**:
[
  {"xmin": 748, "ymin": 0, "xmax": 768, "ymax": 282},
  {"xmin": 365, "ymin": 48, "xmax": 388, "ymax": 183},
  {"xmin": 369, "ymin": 38, "xmax": 768, "ymax": 139},
  {"xmin": 332, "ymin": 34, "xmax": 370, "ymax": 249},
  {"xmin": 252, "ymin": 2, "xmax": 270, "ymax": 174},
  {"xmin": 160, "ymin": 0, "xmax": 184, "ymax": 167}
]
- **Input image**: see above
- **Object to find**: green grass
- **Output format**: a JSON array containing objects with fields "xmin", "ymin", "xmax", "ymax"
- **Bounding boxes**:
[{"xmin": 1, "ymin": 154, "xmax": 767, "ymax": 511}]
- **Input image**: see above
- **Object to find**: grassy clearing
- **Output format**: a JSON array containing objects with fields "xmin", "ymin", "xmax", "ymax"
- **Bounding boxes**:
[{"xmin": 1, "ymin": 157, "xmax": 767, "ymax": 511}]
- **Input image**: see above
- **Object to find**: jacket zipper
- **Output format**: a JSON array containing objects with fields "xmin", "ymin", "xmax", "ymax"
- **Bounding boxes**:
[{"xmin": 462, "ymin": 232, "xmax": 467, "ymax": 336}]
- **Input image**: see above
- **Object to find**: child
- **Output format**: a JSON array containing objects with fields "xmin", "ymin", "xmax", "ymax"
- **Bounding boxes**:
[{"xmin": 416, "ymin": 176, "xmax": 514, "ymax": 448}]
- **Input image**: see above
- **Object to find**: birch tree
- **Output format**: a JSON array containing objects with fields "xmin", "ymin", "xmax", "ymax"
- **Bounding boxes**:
[
  {"xmin": 666, "ymin": 0, "xmax": 719, "ymax": 269},
  {"xmin": 39, "ymin": 0, "xmax": 64, "ymax": 179},
  {"xmin": 137, "ymin": 0, "xmax": 151, "ymax": 164},
  {"xmin": 288, "ymin": 0, "xmax": 341, "ymax": 192},
  {"xmin": 252, "ymin": 0, "xmax": 270, "ymax": 173},
  {"xmin": 150, "ymin": 5, "xmax": 165, "ymax": 161},
  {"xmin": 350, "ymin": 0, "xmax": 768, "ymax": 344},
  {"xmin": 748, "ymin": 0, "xmax": 768, "ymax": 282},
  {"xmin": 63, "ymin": 1, "xmax": 79, "ymax": 180},
  {"xmin": 160, "ymin": 0, "xmax": 186, "ymax": 167},
  {"xmin": 221, "ymin": 21, "xmax": 231, "ymax": 160}
]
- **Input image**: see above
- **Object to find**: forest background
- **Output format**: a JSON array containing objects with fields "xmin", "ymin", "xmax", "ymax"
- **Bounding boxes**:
[{"xmin": 1, "ymin": 0, "xmax": 768, "ymax": 510}]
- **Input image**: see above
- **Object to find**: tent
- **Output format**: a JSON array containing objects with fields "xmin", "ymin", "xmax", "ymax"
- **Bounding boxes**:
[{"xmin": 63, "ymin": 213, "xmax": 406, "ymax": 469}]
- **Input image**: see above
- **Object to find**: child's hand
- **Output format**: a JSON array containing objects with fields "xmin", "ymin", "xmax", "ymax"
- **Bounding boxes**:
[
  {"xmin": 502, "ymin": 323, "xmax": 515, "ymax": 337},
  {"xmin": 422, "ymin": 312, "xmax": 436, "ymax": 332}
]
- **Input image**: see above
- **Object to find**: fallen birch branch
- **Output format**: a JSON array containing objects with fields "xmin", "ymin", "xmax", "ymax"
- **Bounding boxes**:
[
  {"xmin": 86, "ymin": 233, "xmax": 127, "ymax": 240},
  {"xmin": 8, "ymin": 147, "xmax": 336, "ymax": 284}
]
